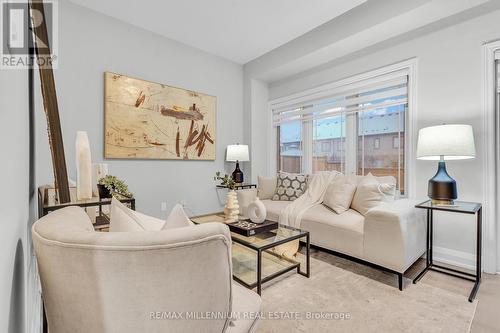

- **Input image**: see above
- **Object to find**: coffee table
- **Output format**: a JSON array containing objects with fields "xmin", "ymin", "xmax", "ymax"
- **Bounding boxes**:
[{"xmin": 191, "ymin": 213, "xmax": 310, "ymax": 295}]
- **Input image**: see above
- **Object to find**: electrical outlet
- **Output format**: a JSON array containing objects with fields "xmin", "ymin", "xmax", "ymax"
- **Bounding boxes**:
[{"xmin": 161, "ymin": 202, "xmax": 167, "ymax": 211}]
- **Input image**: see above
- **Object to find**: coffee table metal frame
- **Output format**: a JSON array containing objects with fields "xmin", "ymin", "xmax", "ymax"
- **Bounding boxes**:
[{"xmin": 192, "ymin": 213, "xmax": 310, "ymax": 295}]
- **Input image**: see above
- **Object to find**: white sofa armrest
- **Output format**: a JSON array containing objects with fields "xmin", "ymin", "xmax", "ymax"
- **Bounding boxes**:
[{"xmin": 363, "ymin": 199, "xmax": 426, "ymax": 273}]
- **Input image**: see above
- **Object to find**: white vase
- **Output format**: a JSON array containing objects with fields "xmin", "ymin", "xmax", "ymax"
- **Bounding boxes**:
[
  {"xmin": 247, "ymin": 197, "xmax": 267, "ymax": 224},
  {"xmin": 92, "ymin": 163, "xmax": 109, "ymax": 196},
  {"xmin": 224, "ymin": 190, "xmax": 239, "ymax": 223},
  {"xmin": 76, "ymin": 131, "xmax": 92, "ymax": 200}
]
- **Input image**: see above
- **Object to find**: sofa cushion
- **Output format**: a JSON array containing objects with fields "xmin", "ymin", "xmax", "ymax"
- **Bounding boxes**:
[
  {"xmin": 272, "ymin": 172, "xmax": 308, "ymax": 201},
  {"xmin": 323, "ymin": 176, "xmax": 357, "ymax": 214},
  {"xmin": 257, "ymin": 176, "xmax": 277, "ymax": 200},
  {"xmin": 351, "ymin": 174, "xmax": 396, "ymax": 216},
  {"xmin": 301, "ymin": 205, "xmax": 365, "ymax": 258},
  {"xmin": 261, "ymin": 199, "xmax": 290, "ymax": 222}
]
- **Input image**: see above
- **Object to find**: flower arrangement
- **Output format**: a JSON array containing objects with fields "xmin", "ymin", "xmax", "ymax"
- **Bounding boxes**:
[{"xmin": 97, "ymin": 175, "xmax": 133, "ymax": 198}]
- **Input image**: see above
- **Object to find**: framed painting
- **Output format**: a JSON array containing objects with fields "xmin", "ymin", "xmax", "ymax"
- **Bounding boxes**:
[{"xmin": 104, "ymin": 72, "xmax": 216, "ymax": 160}]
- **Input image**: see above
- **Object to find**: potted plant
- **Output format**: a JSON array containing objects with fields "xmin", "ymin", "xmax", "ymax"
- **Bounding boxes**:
[
  {"xmin": 214, "ymin": 171, "xmax": 236, "ymax": 190},
  {"xmin": 97, "ymin": 175, "xmax": 133, "ymax": 199},
  {"xmin": 214, "ymin": 172, "xmax": 239, "ymax": 222}
]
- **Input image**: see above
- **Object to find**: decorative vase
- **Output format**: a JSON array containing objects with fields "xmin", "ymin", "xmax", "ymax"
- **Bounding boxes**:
[
  {"xmin": 75, "ymin": 131, "xmax": 92, "ymax": 200},
  {"xmin": 92, "ymin": 163, "xmax": 109, "ymax": 197},
  {"xmin": 224, "ymin": 190, "xmax": 239, "ymax": 223},
  {"xmin": 247, "ymin": 197, "xmax": 267, "ymax": 224}
]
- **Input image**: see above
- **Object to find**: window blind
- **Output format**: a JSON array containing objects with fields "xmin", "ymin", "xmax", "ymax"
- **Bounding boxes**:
[{"xmin": 272, "ymin": 72, "xmax": 408, "ymax": 126}]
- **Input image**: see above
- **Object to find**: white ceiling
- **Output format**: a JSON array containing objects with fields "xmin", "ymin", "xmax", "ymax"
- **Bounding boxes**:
[{"xmin": 68, "ymin": 0, "xmax": 367, "ymax": 64}]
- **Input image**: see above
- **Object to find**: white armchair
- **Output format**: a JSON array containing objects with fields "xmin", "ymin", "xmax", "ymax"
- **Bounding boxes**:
[{"xmin": 32, "ymin": 206, "xmax": 261, "ymax": 333}]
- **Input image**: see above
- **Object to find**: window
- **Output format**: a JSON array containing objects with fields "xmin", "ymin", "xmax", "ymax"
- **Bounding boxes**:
[
  {"xmin": 277, "ymin": 121, "xmax": 302, "ymax": 173},
  {"xmin": 313, "ymin": 114, "xmax": 345, "ymax": 173},
  {"xmin": 272, "ymin": 66, "xmax": 410, "ymax": 195}
]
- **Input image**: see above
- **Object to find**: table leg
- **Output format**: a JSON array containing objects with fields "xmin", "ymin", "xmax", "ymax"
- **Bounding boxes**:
[
  {"xmin": 413, "ymin": 209, "xmax": 431, "ymax": 284},
  {"xmin": 429, "ymin": 209, "xmax": 433, "ymax": 265},
  {"xmin": 306, "ymin": 233, "xmax": 310, "ymax": 278},
  {"xmin": 257, "ymin": 249, "xmax": 262, "ymax": 295},
  {"xmin": 469, "ymin": 208, "xmax": 482, "ymax": 302}
]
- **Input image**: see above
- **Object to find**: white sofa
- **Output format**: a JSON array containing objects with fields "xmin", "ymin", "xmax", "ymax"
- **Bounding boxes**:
[
  {"xmin": 248, "ymin": 175, "xmax": 426, "ymax": 290},
  {"xmin": 32, "ymin": 206, "xmax": 261, "ymax": 333}
]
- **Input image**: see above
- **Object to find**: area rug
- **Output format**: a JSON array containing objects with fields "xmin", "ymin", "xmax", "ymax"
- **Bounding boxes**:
[{"xmin": 256, "ymin": 256, "xmax": 477, "ymax": 333}]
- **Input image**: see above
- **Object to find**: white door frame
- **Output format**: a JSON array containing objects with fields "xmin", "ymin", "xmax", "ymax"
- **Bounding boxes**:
[{"xmin": 482, "ymin": 40, "xmax": 500, "ymax": 274}]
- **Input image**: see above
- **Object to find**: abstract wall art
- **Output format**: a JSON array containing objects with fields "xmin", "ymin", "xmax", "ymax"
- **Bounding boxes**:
[{"xmin": 104, "ymin": 72, "xmax": 216, "ymax": 160}]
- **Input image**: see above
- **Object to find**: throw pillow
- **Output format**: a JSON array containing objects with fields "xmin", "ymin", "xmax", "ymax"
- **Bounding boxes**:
[
  {"xmin": 257, "ymin": 175, "xmax": 277, "ymax": 200},
  {"xmin": 109, "ymin": 198, "xmax": 192, "ymax": 231},
  {"xmin": 323, "ymin": 176, "xmax": 357, "ymax": 214},
  {"xmin": 162, "ymin": 204, "xmax": 194, "ymax": 230},
  {"xmin": 351, "ymin": 175, "xmax": 396, "ymax": 215},
  {"xmin": 109, "ymin": 197, "xmax": 158, "ymax": 232},
  {"xmin": 272, "ymin": 172, "xmax": 308, "ymax": 201}
]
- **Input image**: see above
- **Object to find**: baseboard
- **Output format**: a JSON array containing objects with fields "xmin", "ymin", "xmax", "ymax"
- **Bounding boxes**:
[{"xmin": 432, "ymin": 246, "xmax": 476, "ymax": 271}]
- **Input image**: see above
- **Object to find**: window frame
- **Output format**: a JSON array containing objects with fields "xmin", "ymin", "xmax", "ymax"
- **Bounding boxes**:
[{"xmin": 269, "ymin": 59, "xmax": 418, "ymax": 198}]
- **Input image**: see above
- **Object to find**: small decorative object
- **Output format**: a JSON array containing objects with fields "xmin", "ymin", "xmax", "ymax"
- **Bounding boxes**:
[
  {"xmin": 227, "ymin": 219, "xmax": 278, "ymax": 237},
  {"xmin": 104, "ymin": 72, "xmax": 216, "ymax": 160},
  {"xmin": 92, "ymin": 163, "xmax": 109, "ymax": 197},
  {"xmin": 247, "ymin": 198, "xmax": 266, "ymax": 224},
  {"xmin": 416, "ymin": 124, "xmax": 475, "ymax": 204},
  {"xmin": 97, "ymin": 175, "xmax": 133, "ymax": 199},
  {"xmin": 224, "ymin": 190, "xmax": 239, "ymax": 223},
  {"xmin": 75, "ymin": 131, "xmax": 92, "ymax": 200},
  {"xmin": 226, "ymin": 144, "xmax": 249, "ymax": 183}
]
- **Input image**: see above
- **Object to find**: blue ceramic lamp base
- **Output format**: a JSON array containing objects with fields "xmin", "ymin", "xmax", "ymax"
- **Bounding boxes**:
[{"xmin": 428, "ymin": 160, "xmax": 457, "ymax": 205}]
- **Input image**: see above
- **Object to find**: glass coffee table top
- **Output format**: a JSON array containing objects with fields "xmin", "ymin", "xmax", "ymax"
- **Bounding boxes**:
[{"xmin": 191, "ymin": 212, "xmax": 308, "ymax": 250}]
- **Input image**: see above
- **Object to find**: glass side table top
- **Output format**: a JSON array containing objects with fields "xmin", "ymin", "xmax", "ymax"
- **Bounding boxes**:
[
  {"xmin": 191, "ymin": 213, "xmax": 308, "ymax": 251},
  {"xmin": 39, "ymin": 185, "xmax": 134, "ymax": 210},
  {"xmin": 415, "ymin": 200, "xmax": 481, "ymax": 214}
]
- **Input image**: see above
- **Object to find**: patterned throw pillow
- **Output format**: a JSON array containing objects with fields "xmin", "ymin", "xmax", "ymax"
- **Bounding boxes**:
[{"xmin": 272, "ymin": 173, "xmax": 308, "ymax": 201}]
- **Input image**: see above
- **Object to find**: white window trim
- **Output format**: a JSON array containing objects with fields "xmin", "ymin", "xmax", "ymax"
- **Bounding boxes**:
[
  {"xmin": 481, "ymin": 40, "xmax": 500, "ymax": 274},
  {"xmin": 268, "ymin": 58, "xmax": 418, "ymax": 198}
]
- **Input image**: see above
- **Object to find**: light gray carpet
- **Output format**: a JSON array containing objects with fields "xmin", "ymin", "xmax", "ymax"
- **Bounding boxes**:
[{"xmin": 256, "ymin": 253, "xmax": 477, "ymax": 333}]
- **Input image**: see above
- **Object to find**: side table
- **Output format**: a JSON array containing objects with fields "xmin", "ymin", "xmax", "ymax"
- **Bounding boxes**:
[
  {"xmin": 38, "ymin": 185, "xmax": 135, "ymax": 230},
  {"xmin": 412, "ymin": 200, "xmax": 482, "ymax": 302},
  {"xmin": 216, "ymin": 183, "xmax": 257, "ymax": 190}
]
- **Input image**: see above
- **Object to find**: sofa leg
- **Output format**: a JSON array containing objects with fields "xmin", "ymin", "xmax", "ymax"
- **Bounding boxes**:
[{"xmin": 398, "ymin": 273, "xmax": 403, "ymax": 291}]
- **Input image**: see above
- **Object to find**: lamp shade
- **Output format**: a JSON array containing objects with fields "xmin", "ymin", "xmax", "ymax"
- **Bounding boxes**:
[
  {"xmin": 226, "ymin": 144, "xmax": 249, "ymax": 162},
  {"xmin": 416, "ymin": 124, "xmax": 475, "ymax": 160}
]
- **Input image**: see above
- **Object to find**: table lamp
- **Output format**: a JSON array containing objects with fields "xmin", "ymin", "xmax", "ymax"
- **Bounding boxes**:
[
  {"xmin": 226, "ymin": 144, "xmax": 249, "ymax": 183},
  {"xmin": 416, "ymin": 124, "xmax": 475, "ymax": 205}
]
